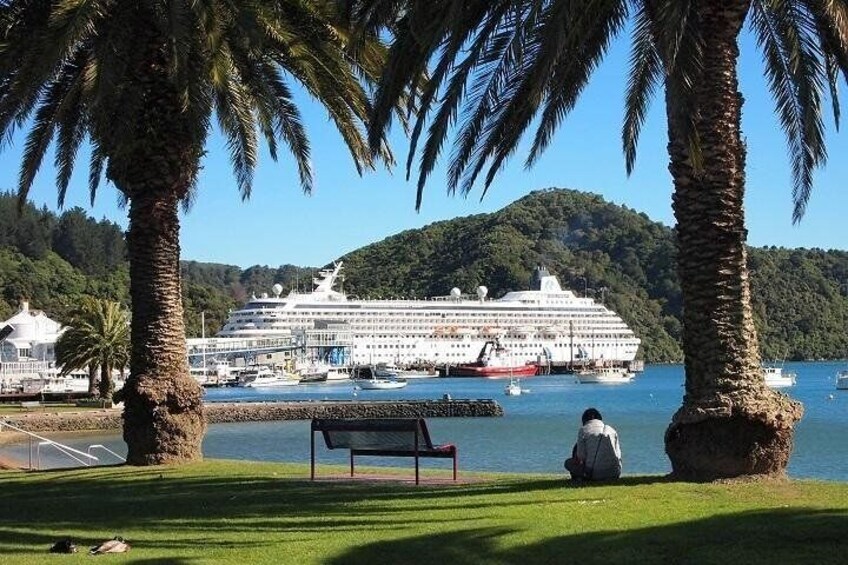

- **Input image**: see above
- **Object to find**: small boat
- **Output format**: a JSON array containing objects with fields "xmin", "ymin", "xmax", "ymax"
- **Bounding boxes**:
[
  {"xmin": 837, "ymin": 370, "xmax": 848, "ymax": 390},
  {"xmin": 325, "ymin": 367, "xmax": 351, "ymax": 381},
  {"xmin": 373, "ymin": 363, "xmax": 400, "ymax": 378},
  {"xmin": 238, "ymin": 366, "xmax": 299, "ymax": 387},
  {"xmin": 451, "ymin": 339, "xmax": 538, "ymax": 378},
  {"xmin": 395, "ymin": 368, "xmax": 439, "ymax": 379},
  {"xmin": 762, "ymin": 366, "xmax": 796, "ymax": 388},
  {"xmin": 295, "ymin": 361, "xmax": 329, "ymax": 382},
  {"xmin": 354, "ymin": 377, "xmax": 408, "ymax": 390},
  {"xmin": 575, "ymin": 366, "xmax": 634, "ymax": 384},
  {"xmin": 504, "ymin": 379, "xmax": 527, "ymax": 396}
]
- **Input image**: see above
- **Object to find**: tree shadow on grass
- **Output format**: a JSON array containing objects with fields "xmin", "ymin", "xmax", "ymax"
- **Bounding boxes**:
[
  {"xmin": 0, "ymin": 466, "xmax": 837, "ymax": 562},
  {"xmin": 327, "ymin": 508, "xmax": 848, "ymax": 565},
  {"xmin": 0, "ymin": 468, "xmax": 579, "ymax": 555}
]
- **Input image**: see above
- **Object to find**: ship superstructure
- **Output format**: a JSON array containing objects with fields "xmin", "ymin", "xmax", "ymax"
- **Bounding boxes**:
[{"xmin": 218, "ymin": 263, "xmax": 640, "ymax": 367}]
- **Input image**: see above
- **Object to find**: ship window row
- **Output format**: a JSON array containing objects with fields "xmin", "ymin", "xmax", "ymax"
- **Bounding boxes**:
[{"xmin": 229, "ymin": 313, "xmax": 622, "ymax": 323}]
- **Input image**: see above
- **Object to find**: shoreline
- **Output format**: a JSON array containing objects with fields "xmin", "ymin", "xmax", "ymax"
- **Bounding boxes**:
[{"xmin": 0, "ymin": 399, "xmax": 503, "ymax": 436}]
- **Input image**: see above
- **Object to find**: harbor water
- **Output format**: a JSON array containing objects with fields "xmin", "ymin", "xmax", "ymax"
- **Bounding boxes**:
[{"xmin": 7, "ymin": 362, "xmax": 848, "ymax": 481}]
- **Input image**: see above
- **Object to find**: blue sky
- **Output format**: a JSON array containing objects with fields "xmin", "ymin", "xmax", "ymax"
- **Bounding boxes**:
[{"xmin": 1, "ymin": 28, "xmax": 846, "ymax": 269}]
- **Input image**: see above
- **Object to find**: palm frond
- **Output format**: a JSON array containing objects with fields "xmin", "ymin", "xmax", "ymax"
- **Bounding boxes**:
[
  {"xmin": 407, "ymin": 1, "xmax": 506, "ymax": 209},
  {"xmin": 525, "ymin": 0, "xmax": 629, "ymax": 171},
  {"xmin": 260, "ymin": 63, "xmax": 313, "ymax": 193},
  {"xmin": 652, "ymin": 0, "xmax": 703, "ymax": 172},
  {"xmin": 623, "ymin": 0, "xmax": 662, "ymax": 175},
  {"xmin": 446, "ymin": 2, "xmax": 542, "ymax": 195},
  {"xmin": 753, "ymin": 0, "xmax": 827, "ymax": 222},
  {"xmin": 367, "ymin": 0, "xmax": 452, "ymax": 154},
  {"xmin": 17, "ymin": 64, "xmax": 83, "ymax": 203},
  {"xmin": 88, "ymin": 139, "xmax": 105, "ymax": 205}
]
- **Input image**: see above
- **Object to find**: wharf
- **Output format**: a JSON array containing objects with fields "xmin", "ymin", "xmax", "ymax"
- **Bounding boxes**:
[
  {"xmin": 0, "ymin": 399, "xmax": 502, "ymax": 434},
  {"xmin": 0, "ymin": 391, "xmax": 90, "ymax": 403}
]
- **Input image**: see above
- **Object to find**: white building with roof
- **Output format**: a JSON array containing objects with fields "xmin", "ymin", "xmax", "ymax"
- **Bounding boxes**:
[{"xmin": 0, "ymin": 300, "xmax": 64, "ymax": 365}]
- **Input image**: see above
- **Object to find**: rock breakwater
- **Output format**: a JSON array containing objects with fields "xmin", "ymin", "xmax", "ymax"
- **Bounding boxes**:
[{"xmin": 1, "ymin": 399, "xmax": 502, "ymax": 434}]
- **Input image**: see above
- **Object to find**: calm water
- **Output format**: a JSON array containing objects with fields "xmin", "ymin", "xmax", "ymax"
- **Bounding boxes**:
[{"xmin": 9, "ymin": 362, "xmax": 848, "ymax": 480}]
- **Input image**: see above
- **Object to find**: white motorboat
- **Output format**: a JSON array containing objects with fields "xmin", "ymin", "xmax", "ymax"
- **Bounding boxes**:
[
  {"xmin": 373, "ymin": 363, "xmax": 400, "ymax": 378},
  {"xmin": 837, "ymin": 370, "xmax": 848, "ymax": 390},
  {"xmin": 395, "ymin": 368, "xmax": 439, "ymax": 379},
  {"xmin": 762, "ymin": 366, "xmax": 797, "ymax": 388},
  {"xmin": 354, "ymin": 377, "xmax": 408, "ymax": 390},
  {"xmin": 575, "ymin": 366, "xmax": 634, "ymax": 384},
  {"xmin": 238, "ymin": 366, "xmax": 299, "ymax": 387},
  {"xmin": 325, "ymin": 367, "xmax": 351, "ymax": 381},
  {"xmin": 504, "ymin": 378, "xmax": 527, "ymax": 396}
]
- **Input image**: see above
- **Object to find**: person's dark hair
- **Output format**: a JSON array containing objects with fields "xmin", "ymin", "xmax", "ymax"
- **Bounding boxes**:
[{"xmin": 582, "ymin": 408, "xmax": 602, "ymax": 425}]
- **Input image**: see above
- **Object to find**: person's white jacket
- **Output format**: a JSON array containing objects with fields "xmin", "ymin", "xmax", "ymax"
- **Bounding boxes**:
[{"xmin": 575, "ymin": 419, "xmax": 622, "ymax": 480}]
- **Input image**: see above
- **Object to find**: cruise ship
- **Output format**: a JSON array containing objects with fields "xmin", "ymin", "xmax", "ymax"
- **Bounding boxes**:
[{"xmin": 218, "ymin": 263, "xmax": 640, "ymax": 367}]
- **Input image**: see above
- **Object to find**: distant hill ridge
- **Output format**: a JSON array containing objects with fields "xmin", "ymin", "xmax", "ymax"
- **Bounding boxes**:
[
  {"xmin": 1, "ymin": 189, "xmax": 845, "ymax": 362},
  {"xmin": 336, "ymin": 189, "xmax": 848, "ymax": 362}
]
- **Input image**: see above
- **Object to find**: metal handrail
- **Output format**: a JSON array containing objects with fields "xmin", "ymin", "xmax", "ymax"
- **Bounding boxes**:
[
  {"xmin": 0, "ymin": 420, "xmax": 98, "ymax": 470},
  {"xmin": 88, "ymin": 444, "xmax": 126, "ymax": 463},
  {"xmin": 37, "ymin": 441, "xmax": 93, "ymax": 469}
]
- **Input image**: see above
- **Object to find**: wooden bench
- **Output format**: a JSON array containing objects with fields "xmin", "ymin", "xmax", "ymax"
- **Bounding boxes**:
[{"xmin": 310, "ymin": 418, "xmax": 458, "ymax": 485}]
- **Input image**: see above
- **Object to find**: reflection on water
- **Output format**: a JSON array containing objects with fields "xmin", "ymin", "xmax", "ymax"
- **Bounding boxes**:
[{"xmin": 6, "ymin": 362, "xmax": 847, "ymax": 480}]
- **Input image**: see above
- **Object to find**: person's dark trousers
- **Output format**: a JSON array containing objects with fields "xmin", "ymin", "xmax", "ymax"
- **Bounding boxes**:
[
  {"xmin": 564, "ymin": 444, "xmax": 585, "ymax": 481},
  {"xmin": 564, "ymin": 457, "xmax": 584, "ymax": 480}
]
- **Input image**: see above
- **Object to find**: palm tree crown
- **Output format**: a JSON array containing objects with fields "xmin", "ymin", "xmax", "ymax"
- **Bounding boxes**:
[
  {"xmin": 55, "ymin": 297, "xmax": 129, "ymax": 400},
  {"xmin": 2, "ymin": 1, "xmax": 398, "ymax": 464},
  {"xmin": 1, "ymin": 0, "xmax": 392, "ymax": 204},
  {"xmin": 353, "ymin": 0, "xmax": 847, "ymax": 219}
]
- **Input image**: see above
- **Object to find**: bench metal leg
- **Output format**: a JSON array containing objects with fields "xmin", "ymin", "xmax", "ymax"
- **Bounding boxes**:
[
  {"xmin": 453, "ymin": 452, "xmax": 457, "ymax": 482},
  {"xmin": 350, "ymin": 451, "xmax": 355, "ymax": 477},
  {"xmin": 310, "ymin": 430, "xmax": 315, "ymax": 480}
]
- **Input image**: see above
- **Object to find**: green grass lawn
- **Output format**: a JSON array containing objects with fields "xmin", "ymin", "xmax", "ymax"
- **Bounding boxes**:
[{"xmin": 0, "ymin": 460, "xmax": 846, "ymax": 564}]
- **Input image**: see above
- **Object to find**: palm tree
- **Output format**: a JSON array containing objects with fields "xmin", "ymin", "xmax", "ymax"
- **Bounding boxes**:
[
  {"xmin": 56, "ymin": 297, "xmax": 129, "ymax": 402},
  {"xmin": 347, "ymin": 0, "xmax": 847, "ymax": 479},
  {"xmin": 1, "ymin": 1, "xmax": 394, "ymax": 464}
]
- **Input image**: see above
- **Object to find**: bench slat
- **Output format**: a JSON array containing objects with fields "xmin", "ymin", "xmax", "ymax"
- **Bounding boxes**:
[
  {"xmin": 351, "ymin": 446, "xmax": 456, "ymax": 459},
  {"xmin": 325, "ymin": 430, "xmax": 426, "ymax": 451}
]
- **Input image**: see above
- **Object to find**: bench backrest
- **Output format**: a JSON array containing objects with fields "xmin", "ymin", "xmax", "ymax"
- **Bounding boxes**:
[{"xmin": 312, "ymin": 418, "xmax": 435, "ymax": 451}]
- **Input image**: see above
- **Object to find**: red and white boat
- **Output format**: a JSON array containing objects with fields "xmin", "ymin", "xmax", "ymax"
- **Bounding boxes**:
[{"xmin": 450, "ymin": 340, "xmax": 538, "ymax": 378}]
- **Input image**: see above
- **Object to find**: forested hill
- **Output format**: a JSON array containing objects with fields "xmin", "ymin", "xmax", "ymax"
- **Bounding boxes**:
[
  {"xmin": 337, "ymin": 189, "xmax": 848, "ymax": 362},
  {"xmin": 1, "ymin": 189, "xmax": 846, "ymax": 362},
  {"xmin": 0, "ymin": 192, "xmax": 312, "ymax": 337}
]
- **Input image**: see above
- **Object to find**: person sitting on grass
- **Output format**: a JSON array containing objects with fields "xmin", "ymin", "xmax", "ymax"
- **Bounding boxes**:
[{"xmin": 564, "ymin": 407, "xmax": 622, "ymax": 481}]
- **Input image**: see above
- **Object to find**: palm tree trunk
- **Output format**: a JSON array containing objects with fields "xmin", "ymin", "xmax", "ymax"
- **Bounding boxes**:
[
  {"xmin": 120, "ymin": 188, "xmax": 205, "ymax": 464},
  {"xmin": 88, "ymin": 364, "xmax": 97, "ymax": 397},
  {"xmin": 98, "ymin": 362, "xmax": 113, "ymax": 402},
  {"xmin": 108, "ymin": 26, "xmax": 206, "ymax": 465},
  {"xmin": 663, "ymin": 0, "xmax": 802, "ymax": 480}
]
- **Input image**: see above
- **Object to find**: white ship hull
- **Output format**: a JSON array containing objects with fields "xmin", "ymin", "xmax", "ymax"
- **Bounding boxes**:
[{"xmin": 218, "ymin": 263, "xmax": 640, "ymax": 367}]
